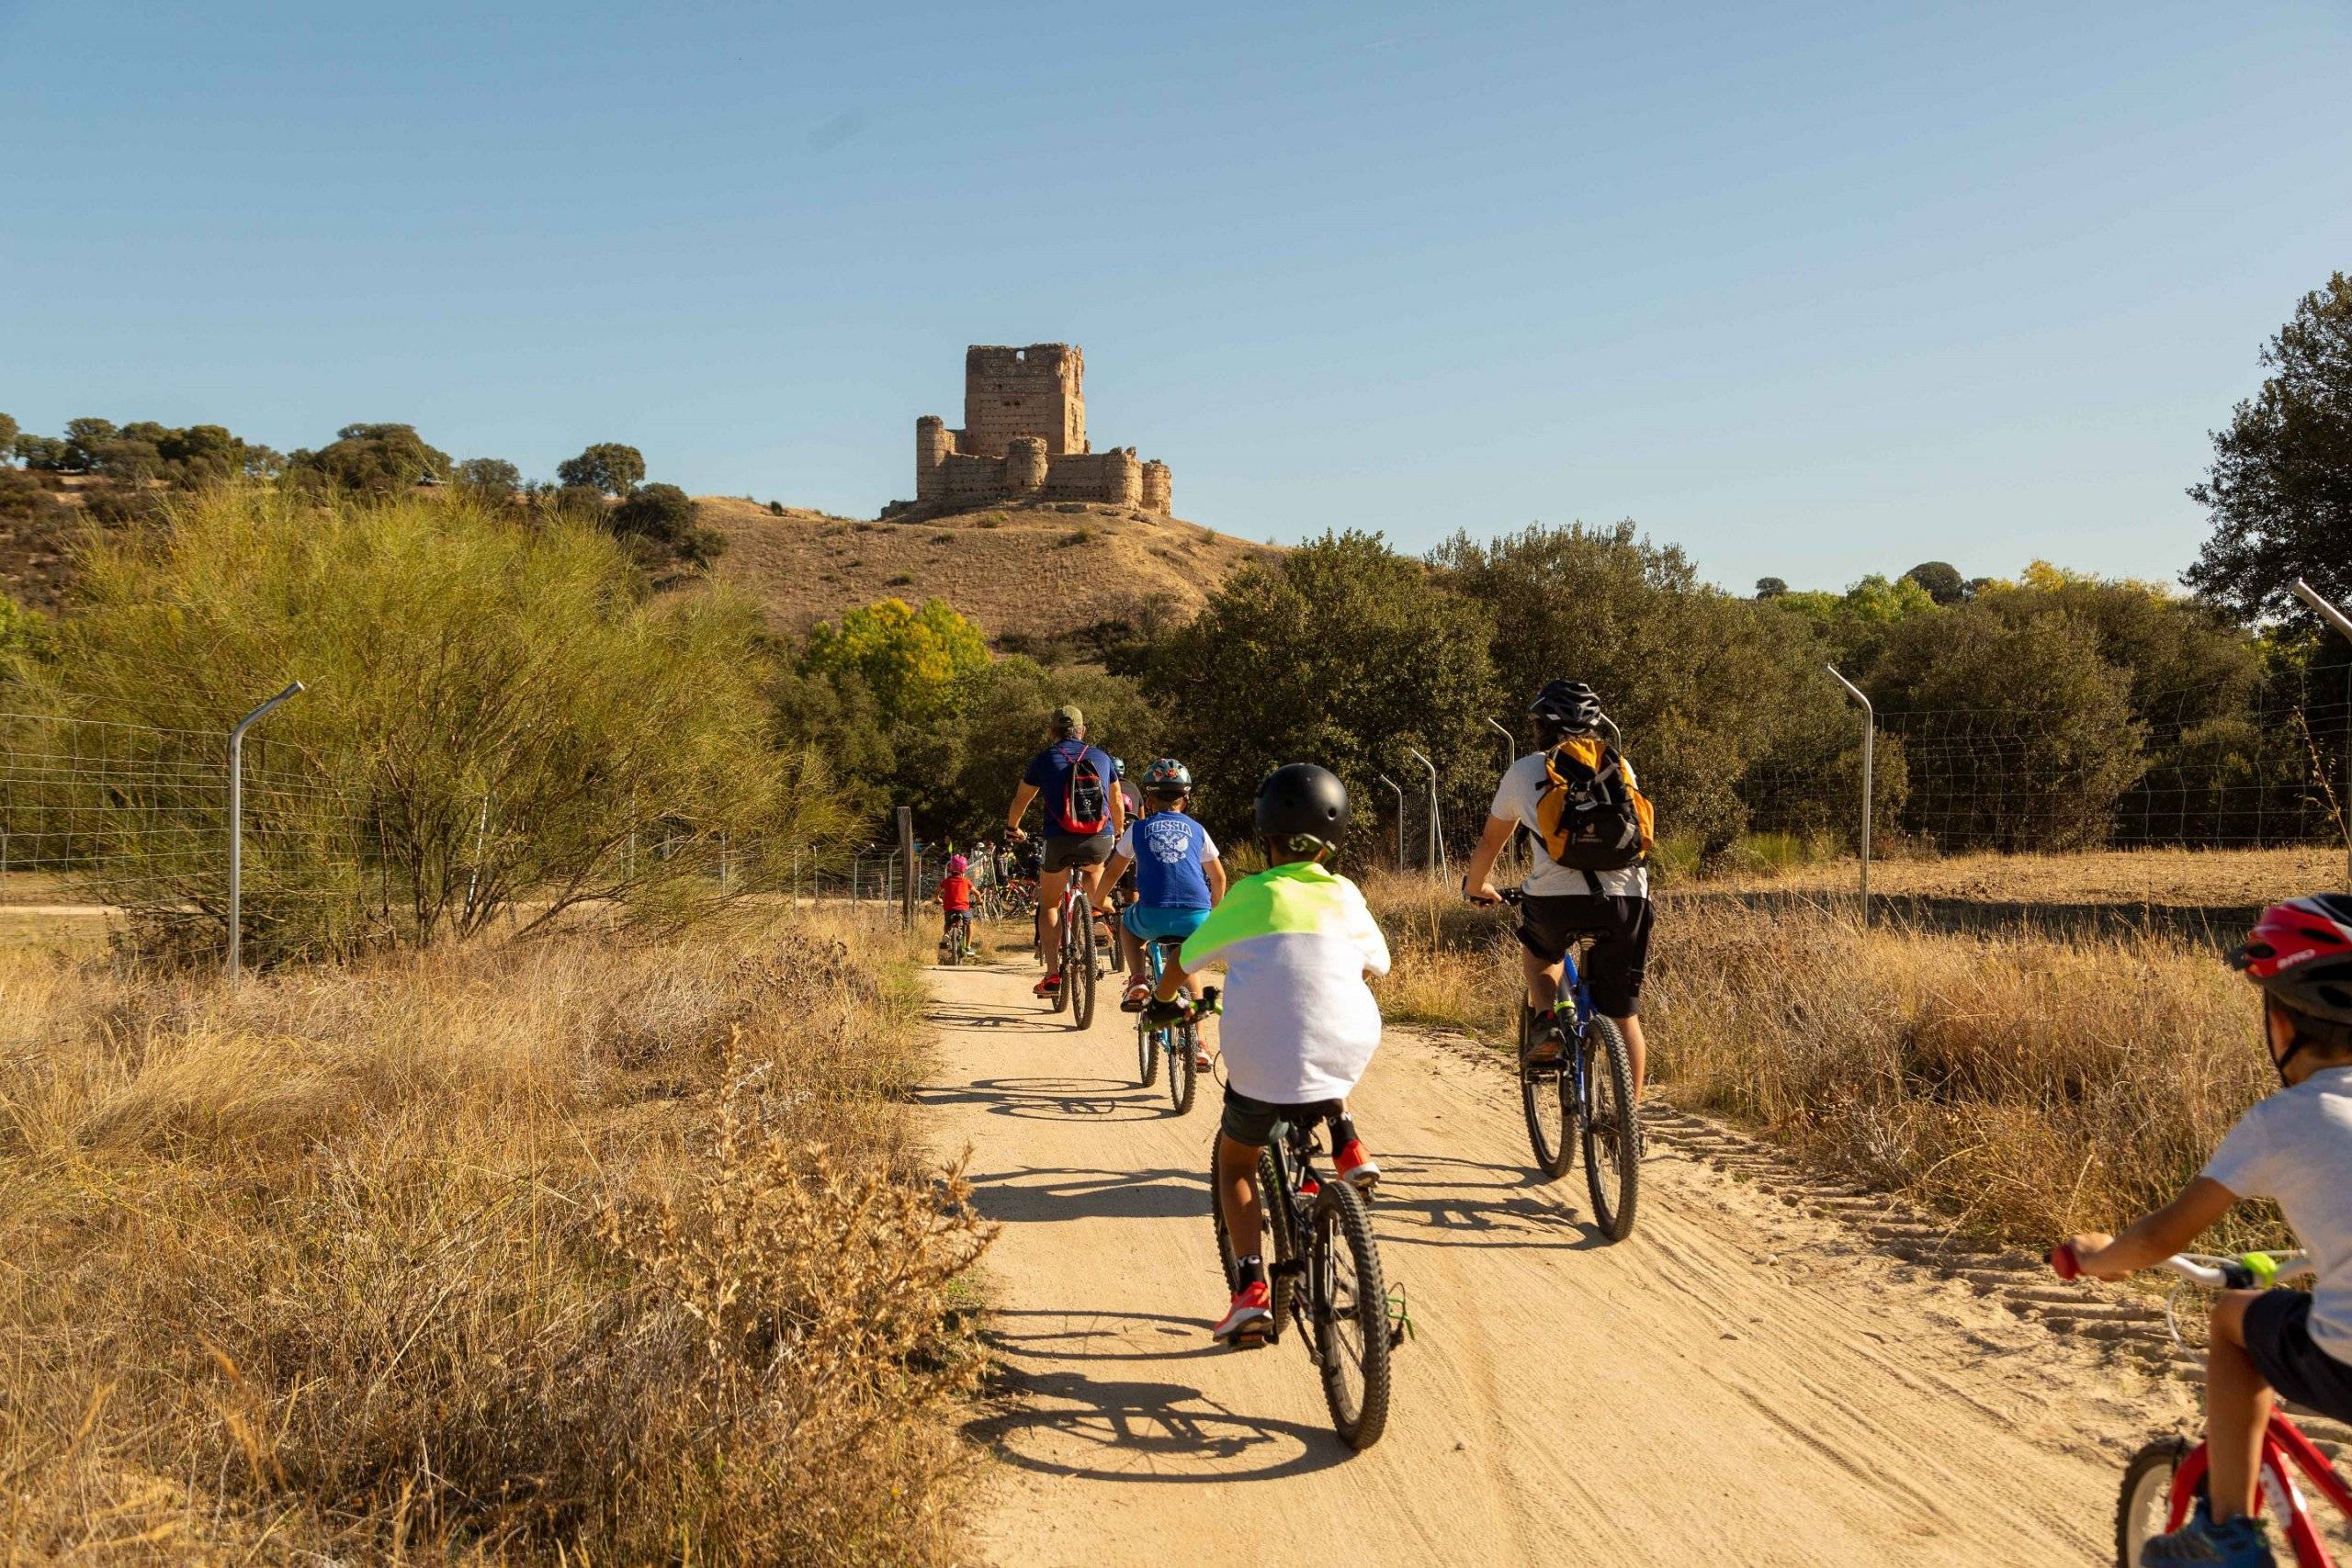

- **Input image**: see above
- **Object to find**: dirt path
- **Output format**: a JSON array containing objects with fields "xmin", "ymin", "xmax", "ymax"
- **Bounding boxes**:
[{"xmin": 918, "ymin": 955, "xmax": 2195, "ymax": 1567}]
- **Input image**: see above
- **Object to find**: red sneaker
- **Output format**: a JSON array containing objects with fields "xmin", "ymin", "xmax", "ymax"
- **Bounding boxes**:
[
  {"xmin": 1032, "ymin": 975, "xmax": 1062, "ymax": 998},
  {"xmin": 1212, "ymin": 1280, "xmax": 1272, "ymax": 1343},
  {"xmin": 1334, "ymin": 1139, "xmax": 1380, "ymax": 1193}
]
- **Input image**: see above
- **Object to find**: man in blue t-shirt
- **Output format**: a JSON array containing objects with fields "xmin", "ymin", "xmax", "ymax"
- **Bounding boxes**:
[
  {"xmin": 1094, "ymin": 758, "xmax": 1224, "ymax": 1014},
  {"xmin": 1006, "ymin": 704, "xmax": 1128, "ymax": 999}
]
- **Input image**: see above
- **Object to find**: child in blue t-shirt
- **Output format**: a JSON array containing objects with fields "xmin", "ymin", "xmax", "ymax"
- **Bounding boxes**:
[{"xmin": 1095, "ymin": 758, "xmax": 1224, "ymax": 1015}]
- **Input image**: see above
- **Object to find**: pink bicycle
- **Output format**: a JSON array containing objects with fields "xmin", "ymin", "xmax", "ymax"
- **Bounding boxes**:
[{"xmin": 2053, "ymin": 1244, "xmax": 2352, "ymax": 1565}]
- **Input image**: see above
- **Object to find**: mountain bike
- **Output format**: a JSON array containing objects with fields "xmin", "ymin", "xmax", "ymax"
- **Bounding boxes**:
[
  {"xmin": 1132, "ymin": 938, "xmax": 1204, "ymax": 1114},
  {"xmin": 2052, "ymin": 1244, "xmax": 2352, "ymax": 1565},
  {"xmin": 940, "ymin": 909, "xmax": 977, "ymax": 965},
  {"xmin": 1210, "ymin": 1117, "xmax": 1404, "ymax": 1450},
  {"xmin": 1043, "ymin": 868, "xmax": 1100, "ymax": 1029},
  {"xmin": 1498, "ymin": 889, "xmax": 1638, "ymax": 1240}
]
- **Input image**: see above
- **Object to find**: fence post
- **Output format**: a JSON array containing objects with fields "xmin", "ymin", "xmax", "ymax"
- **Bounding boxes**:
[
  {"xmin": 1826, "ymin": 665, "xmax": 1873, "ymax": 929},
  {"xmin": 898, "ymin": 807, "xmax": 916, "ymax": 928},
  {"xmin": 1407, "ymin": 748, "xmax": 1445, "ymax": 878},
  {"xmin": 1378, "ymin": 773, "xmax": 1405, "ymax": 870},
  {"xmin": 226, "ymin": 681, "xmax": 305, "ymax": 983},
  {"xmin": 1487, "ymin": 717, "xmax": 1518, "ymax": 872},
  {"xmin": 2292, "ymin": 579, "xmax": 2352, "ymax": 890}
]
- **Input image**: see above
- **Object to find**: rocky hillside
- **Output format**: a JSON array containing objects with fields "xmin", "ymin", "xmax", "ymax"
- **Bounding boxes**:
[{"xmin": 697, "ymin": 496, "xmax": 1277, "ymax": 647}]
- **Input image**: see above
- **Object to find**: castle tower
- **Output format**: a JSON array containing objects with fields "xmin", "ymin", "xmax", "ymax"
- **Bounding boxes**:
[
  {"xmin": 1004, "ymin": 435, "xmax": 1048, "ymax": 497},
  {"xmin": 1105, "ymin": 448, "xmax": 1143, "ymax": 509},
  {"xmin": 915, "ymin": 415, "xmax": 950, "ymax": 504},
  {"xmin": 962, "ymin": 344, "xmax": 1085, "ymax": 457},
  {"xmin": 1139, "ymin": 459, "xmax": 1171, "ymax": 514}
]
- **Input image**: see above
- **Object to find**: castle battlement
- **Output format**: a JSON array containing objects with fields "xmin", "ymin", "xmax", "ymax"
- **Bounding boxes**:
[{"xmin": 909, "ymin": 344, "xmax": 1171, "ymax": 514}]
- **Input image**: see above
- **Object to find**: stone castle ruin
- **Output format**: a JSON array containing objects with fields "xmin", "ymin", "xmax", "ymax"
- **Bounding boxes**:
[{"xmin": 909, "ymin": 344, "xmax": 1172, "ymax": 514}]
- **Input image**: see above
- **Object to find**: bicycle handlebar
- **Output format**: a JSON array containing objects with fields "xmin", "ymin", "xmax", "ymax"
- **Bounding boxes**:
[{"xmin": 2050, "ymin": 1242, "xmax": 2312, "ymax": 1290}]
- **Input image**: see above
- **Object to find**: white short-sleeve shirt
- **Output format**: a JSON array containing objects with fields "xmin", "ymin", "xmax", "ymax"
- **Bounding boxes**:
[{"xmin": 1488, "ymin": 752, "xmax": 1649, "ymax": 900}]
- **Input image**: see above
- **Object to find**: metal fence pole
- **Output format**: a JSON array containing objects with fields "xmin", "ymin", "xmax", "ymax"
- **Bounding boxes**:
[
  {"xmin": 1486, "ymin": 717, "xmax": 1518, "ymax": 873},
  {"xmin": 898, "ymin": 807, "xmax": 916, "ymax": 928},
  {"xmin": 1826, "ymin": 665, "xmax": 1873, "ymax": 929},
  {"xmin": 2292, "ymin": 579, "xmax": 2352, "ymax": 890},
  {"xmin": 1407, "ymin": 748, "xmax": 1444, "ymax": 878},
  {"xmin": 226, "ymin": 681, "xmax": 305, "ymax": 982},
  {"xmin": 1378, "ymin": 774, "xmax": 1405, "ymax": 870}
]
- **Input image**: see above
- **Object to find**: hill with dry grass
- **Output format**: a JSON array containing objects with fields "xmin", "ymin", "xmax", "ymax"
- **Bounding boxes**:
[{"xmin": 697, "ymin": 496, "xmax": 1278, "ymax": 646}]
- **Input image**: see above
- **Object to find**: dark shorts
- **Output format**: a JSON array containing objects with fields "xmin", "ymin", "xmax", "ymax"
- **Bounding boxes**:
[
  {"xmin": 1219, "ymin": 1086, "xmax": 1345, "ymax": 1148},
  {"xmin": 2245, "ymin": 1289, "xmax": 2352, "ymax": 1426},
  {"xmin": 1042, "ymin": 830, "xmax": 1114, "ymax": 874},
  {"xmin": 1516, "ymin": 894, "xmax": 1653, "ymax": 1018}
]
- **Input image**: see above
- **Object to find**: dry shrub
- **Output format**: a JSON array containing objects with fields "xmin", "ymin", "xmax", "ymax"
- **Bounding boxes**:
[
  {"xmin": 1649, "ymin": 908, "xmax": 2271, "ymax": 1242},
  {"xmin": 0, "ymin": 906, "xmax": 988, "ymax": 1564}
]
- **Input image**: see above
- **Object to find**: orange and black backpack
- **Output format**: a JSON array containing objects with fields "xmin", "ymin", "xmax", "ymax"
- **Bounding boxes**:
[{"xmin": 1532, "ymin": 736, "xmax": 1656, "ymax": 874}]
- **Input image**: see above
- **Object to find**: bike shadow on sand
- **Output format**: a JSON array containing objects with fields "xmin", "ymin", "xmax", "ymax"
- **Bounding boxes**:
[
  {"xmin": 908, "ymin": 1074, "xmax": 1170, "ymax": 1124},
  {"xmin": 968, "ymin": 1348, "xmax": 1356, "ymax": 1483},
  {"xmin": 964, "ymin": 1163, "xmax": 1210, "ymax": 1225},
  {"xmin": 1363, "ymin": 1149, "xmax": 1616, "ymax": 1252},
  {"xmin": 924, "ymin": 998, "xmax": 1091, "ymax": 1037}
]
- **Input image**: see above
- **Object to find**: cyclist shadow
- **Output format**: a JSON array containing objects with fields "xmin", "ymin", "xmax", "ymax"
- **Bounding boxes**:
[
  {"xmin": 969, "ymin": 1356, "xmax": 1355, "ymax": 1483},
  {"xmin": 965, "ymin": 1163, "xmax": 1209, "ymax": 1224},
  {"xmin": 907, "ymin": 1075, "xmax": 1167, "ymax": 1124},
  {"xmin": 925, "ymin": 1000, "xmax": 1076, "ymax": 1036},
  {"xmin": 1367, "ymin": 1150, "xmax": 1616, "ymax": 1252}
]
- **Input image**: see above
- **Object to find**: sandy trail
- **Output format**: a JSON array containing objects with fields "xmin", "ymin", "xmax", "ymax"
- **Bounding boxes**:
[{"xmin": 918, "ymin": 954, "xmax": 2193, "ymax": 1568}]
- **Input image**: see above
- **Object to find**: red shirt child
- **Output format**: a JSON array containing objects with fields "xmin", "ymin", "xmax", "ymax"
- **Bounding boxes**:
[{"xmin": 940, "ymin": 871, "xmax": 973, "ymax": 914}]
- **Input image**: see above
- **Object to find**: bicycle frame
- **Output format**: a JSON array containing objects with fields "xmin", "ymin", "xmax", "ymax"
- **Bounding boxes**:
[{"xmin": 2162, "ymin": 1421, "xmax": 2352, "ymax": 1565}]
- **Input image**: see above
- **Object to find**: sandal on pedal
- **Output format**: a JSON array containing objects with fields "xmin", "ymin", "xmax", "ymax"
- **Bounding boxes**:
[{"xmin": 1120, "ymin": 982, "xmax": 1150, "ymax": 1013}]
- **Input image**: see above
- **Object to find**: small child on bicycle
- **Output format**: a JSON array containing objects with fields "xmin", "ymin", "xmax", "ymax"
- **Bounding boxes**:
[
  {"xmin": 937, "ymin": 855, "xmax": 974, "ymax": 960},
  {"xmin": 1145, "ymin": 762, "xmax": 1388, "ymax": 1345},
  {"xmin": 1094, "ymin": 758, "xmax": 1226, "ymax": 1028},
  {"xmin": 2060, "ymin": 895, "xmax": 2352, "ymax": 1568}
]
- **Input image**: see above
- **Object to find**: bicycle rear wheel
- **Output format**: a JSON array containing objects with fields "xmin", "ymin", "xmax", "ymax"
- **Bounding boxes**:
[
  {"xmin": 1169, "ymin": 1016, "xmax": 1197, "ymax": 1114},
  {"xmin": 1136, "ymin": 1011, "xmax": 1160, "ymax": 1087},
  {"xmin": 1070, "ymin": 909, "xmax": 1098, "ymax": 1029},
  {"xmin": 1579, "ymin": 1015, "xmax": 1640, "ymax": 1240},
  {"xmin": 1310, "ymin": 1180, "xmax": 1393, "ymax": 1450},
  {"xmin": 2116, "ymin": 1436, "xmax": 2194, "ymax": 1566},
  {"xmin": 1519, "ymin": 1007, "xmax": 1574, "ymax": 1179}
]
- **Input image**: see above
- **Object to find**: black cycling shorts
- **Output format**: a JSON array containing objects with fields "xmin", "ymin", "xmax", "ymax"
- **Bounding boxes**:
[
  {"xmin": 1042, "ymin": 829, "xmax": 1114, "ymax": 874},
  {"xmin": 1515, "ymin": 894, "xmax": 1653, "ymax": 1018},
  {"xmin": 1219, "ymin": 1087, "xmax": 1344, "ymax": 1149},
  {"xmin": 2245, "ymin": 1289, "xmax": 2352, "ymax": 1427}
]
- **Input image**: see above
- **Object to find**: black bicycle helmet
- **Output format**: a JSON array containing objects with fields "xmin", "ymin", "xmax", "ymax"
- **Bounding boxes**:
[
  {"xmin": 1529, "ymin": 678, "xmax": 1601, "ymax": 736},
  {"xmin": 1254, "ymin": 762, "xmax": 1348, "ymax": 850}
]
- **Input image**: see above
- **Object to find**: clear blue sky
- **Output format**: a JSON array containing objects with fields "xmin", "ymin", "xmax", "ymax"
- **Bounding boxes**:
[{"xmin": 6, "ymin": 1, "xmax": 2349, "ymax": 592}]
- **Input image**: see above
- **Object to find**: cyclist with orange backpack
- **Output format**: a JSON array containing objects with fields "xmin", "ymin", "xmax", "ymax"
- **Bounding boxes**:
[
  {"xmin": 1005, "ymin": 704, "xmax": 1127, "ymax": 1001},
  {"xmin": 1462, "ymin": 678, "xmax": 1656, "ymax": 1097}
]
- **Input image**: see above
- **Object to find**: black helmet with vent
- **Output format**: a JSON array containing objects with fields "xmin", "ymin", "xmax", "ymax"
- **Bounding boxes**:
[
  {"xmin": 1530, "ymin": 679, "xmax": 1602, "ymax": 737},
  {"xmin": 1254, "ymin": 763, "xmax": 1348, "ymax": 851}
]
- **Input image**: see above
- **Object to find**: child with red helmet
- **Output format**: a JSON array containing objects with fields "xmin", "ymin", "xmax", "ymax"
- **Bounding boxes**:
[{"xmin": 2059, "ymin": 895, "xmax": 2352, "ymax": 1567}]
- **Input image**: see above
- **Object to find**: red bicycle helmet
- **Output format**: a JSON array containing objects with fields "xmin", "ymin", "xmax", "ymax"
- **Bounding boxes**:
[{"xmin": 2233, "ymin": 894, "xmax": 2352, "ymax": 1025}]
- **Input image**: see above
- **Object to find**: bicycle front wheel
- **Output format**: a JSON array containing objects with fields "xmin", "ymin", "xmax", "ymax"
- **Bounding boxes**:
[
  {"xmin": 1310, "ymin": 1180, "xmax": 1393, "ymax": 1450},
  {"xmin": 1519, "ymin": 1008, "xmax": 1574, "ymax": 1179},
  {"xmin": 1069, "ymin": 911, "xmax": 1098, "ymax": 1029},
  {"xmin": 1169, "ymin": 1016, "xmax": 1197, "ymax": 1114},
  {"xmin": 2115, "ymin": 1437, "xmax": 2196, "ymax": 1566},
  {"xmin": 1579, "ymin": 1015, "xmax": 1639, "ymax": 1240}
]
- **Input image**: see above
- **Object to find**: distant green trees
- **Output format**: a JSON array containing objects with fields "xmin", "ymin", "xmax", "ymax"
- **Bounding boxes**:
[
  {"xmin": 455, "ymin": 457, "xmax": 522, "ymax": 495},
  {"xmin": 2187, "ymin": 272, "xmax": 2352, "ymax": 624},
  {"xmin": 610, "ymin": 481, "xmax": 725, "ymax": 569},
  {"xmin": 6, "ymin": 415, "xmax": 280, "ymax": 484},
  {"xmin": 288, "ymin": 423, "xmax": 453, "ymax": 493},
  {"xmin": 557, "ymin": 442, "xmax": 647, "ymax": 496}
]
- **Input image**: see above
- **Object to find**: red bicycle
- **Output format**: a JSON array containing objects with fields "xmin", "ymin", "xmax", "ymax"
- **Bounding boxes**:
[{"xmin": 2053, "ymin": 1244, "xmax": 2352, "ymax": 1565}]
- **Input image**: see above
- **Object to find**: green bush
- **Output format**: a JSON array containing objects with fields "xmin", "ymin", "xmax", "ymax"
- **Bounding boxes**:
[{"xmin": 20, "ymin": 487, "xmax": 845, "ymax": 963}]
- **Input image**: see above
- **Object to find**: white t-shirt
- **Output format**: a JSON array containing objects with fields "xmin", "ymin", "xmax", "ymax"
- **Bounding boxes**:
[
  {"xmin": 1488, "ymin": 752, "xmax": 1649, "ymax": 900},
  {"xmin": 2203, "ymin": 1064, "xmax": 2352, "ymax": 1362}
]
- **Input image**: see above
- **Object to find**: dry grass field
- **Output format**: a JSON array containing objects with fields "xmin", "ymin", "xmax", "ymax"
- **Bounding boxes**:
[
  {"xmin": 1365, "ymin": 870, "xmax": 2282, "ymax": 1247},
  {"xmin": 1690, "ymin": 842, "xmax": 2342, "ymax": 908},
  {"xmin": 0, "ymin": 908, "xmax": 989, "ymax": 1564},
  {"xmin": 696, "ymin": 495, "xmax": 1278, "ymax": 644}
]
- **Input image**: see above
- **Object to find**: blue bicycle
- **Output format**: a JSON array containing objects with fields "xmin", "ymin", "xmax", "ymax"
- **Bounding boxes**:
[
  {"xmin": 1500, "ymin": 889, "xmax": 1638, "ymax": 1239},
  {"xmin": 1132, "ymin": 936, "xmax": 1203, "ymax": 1115}
]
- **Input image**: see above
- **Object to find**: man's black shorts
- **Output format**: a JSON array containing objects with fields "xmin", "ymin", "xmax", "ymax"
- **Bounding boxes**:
[
  {"xmin": 1515, "ymin": 894, "xmax": 1653, "ymax": 1018},
  {"xmin": 1042, "ymin": 829, "xmax": 1114, "ymax": 874},
  {"xmin": 2245, "ymin": 1289, "xmax": 2352, "ymax": 1426},
  {"xmin": 1219, "ymin": 1086, "xmax": 1344, "ymax": 1148}
]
